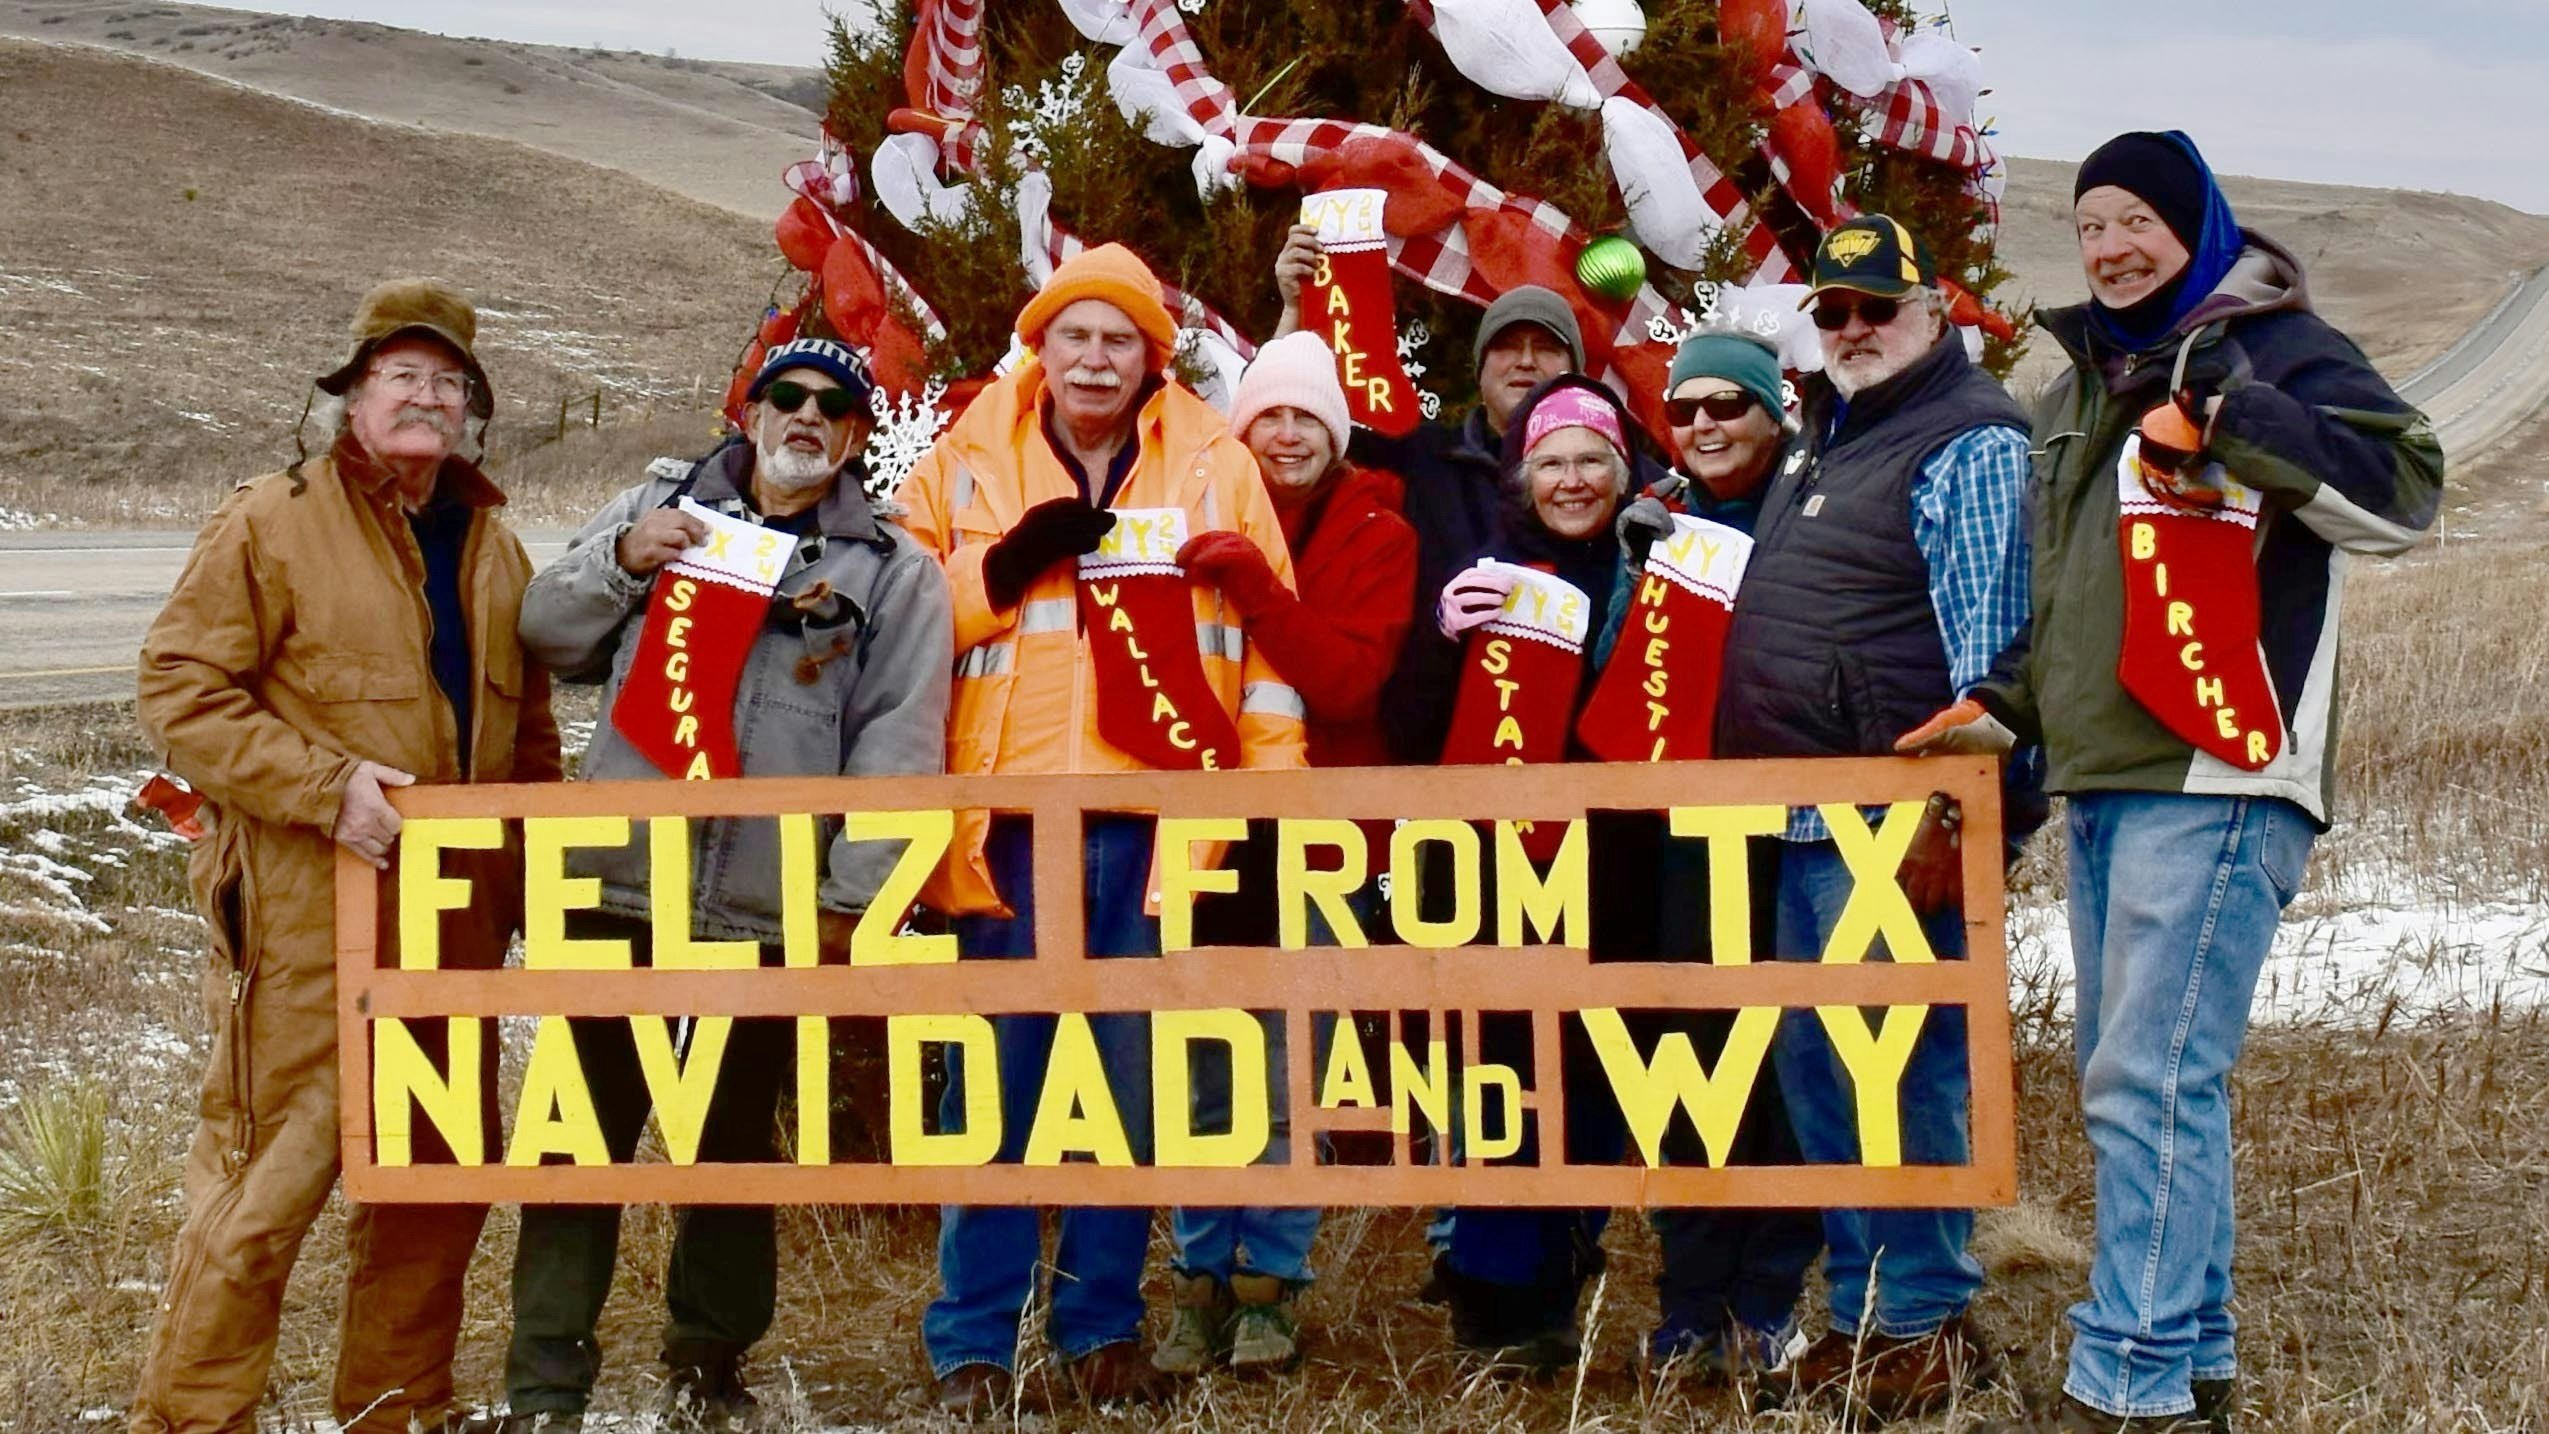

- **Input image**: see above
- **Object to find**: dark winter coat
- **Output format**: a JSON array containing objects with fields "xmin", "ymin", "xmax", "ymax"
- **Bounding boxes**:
[{"xmin": 1975, "ymin": 233, "xmax": 2443, "ymax": 824}]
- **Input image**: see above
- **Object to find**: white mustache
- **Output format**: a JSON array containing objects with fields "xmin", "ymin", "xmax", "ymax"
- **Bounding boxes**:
[
  {"xmin": 390, "ymin": 406, "xmax": 459, "ymax": 437},
  {"xmin": 1064, "ymin": 367, "xmax": 1124, "ymax": 390}
]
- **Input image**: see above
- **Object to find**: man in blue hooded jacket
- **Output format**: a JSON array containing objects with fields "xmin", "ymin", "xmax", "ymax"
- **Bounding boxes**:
[{"xmin": 1908, "ymin": 132, "xmax": 2444, "ymax": 1434}]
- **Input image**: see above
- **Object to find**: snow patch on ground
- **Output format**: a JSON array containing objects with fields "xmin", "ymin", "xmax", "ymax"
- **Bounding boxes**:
[
  {"xmin": 2005, "ymin": 847, "xmax": 2549, "ymax": 1027},
  {"xmin": 0, "ymin": 506, "xmax": 56, "ymax": 531}
]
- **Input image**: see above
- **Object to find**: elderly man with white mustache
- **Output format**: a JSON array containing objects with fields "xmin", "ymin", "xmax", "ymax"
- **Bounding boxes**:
[
  {"xmin": 1713, "ymin": 216, "xmax": 2041, "ymax": 1422},
  {"xmin": 133, "ymin": 279, "xmax": 562, "ymax": 1434},
  {"xmin": 489, "ymin": 337, "xmax": 952, "ymax": 1432},
  {"xmin": 897, "ymin": 244, "xmax": 1306, "ymax": 1415}
]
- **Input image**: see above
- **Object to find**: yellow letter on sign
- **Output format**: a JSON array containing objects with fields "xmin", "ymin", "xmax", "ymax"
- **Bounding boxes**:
[
  {"xmin": 1579, "ymin": 1006, "xmax": 1778, "ymax": 1167},
  {"xmin": 890, "ymin": 1014, "xmax": 1002, "ymax": 1166},
  {"xmin": 845, "ymin": 810, "xmax": 958, "ymax": 965},
  {"xmin": 372, "ymin": 1017, "xmax": 484, "ymax": 1166},
  {"xmin": 1668, "ymin": 805, "xmax": 1785, "ymax": 964},
  {"xmin": 649, "ymin": 817, "xmax": 757, "ymax": 970},
  {"xmin": 1276, "ymin": 819, "xmax": 1369, "ymax": 949},
  {"xmin": 1023, "ymin": 1014, "xmax": 1135, "ymax": 1166},
  {"xmin": 1153, "ymin": 1009, "xmax": 1270, "ymax": 1167},
  {"xmin": 1158, "ymin": 817, "xmax": 1248, "ymax": 953},
  {"xmin": 506, "ymin": 1017, "xmax": 612, "ymax": 1166},
  {"xmin": 396, "ymin": 817, "xmax": 502, "ymax": 970},
  {"xmin": 630, "ymin": 1015, "xmax": 733, "ymax": 1165},
  {"xmin": 1817, "ymin": 802, "xmax": 1936, "ymax": 964},
  {"xmin": 1494, "ymin": 818, "xmax": 1588, "ymax": 947},
  {"xmin": 523, "ymin": 816, "xmax": 634, "ymax": 970},
  {"xmin": 1389, "ymin": 821, "xmax": 1481, "ymax": 947},
  {"xmin": 1814, "ymin": 1004, "xmax": 1929, "ymax": 1167}
]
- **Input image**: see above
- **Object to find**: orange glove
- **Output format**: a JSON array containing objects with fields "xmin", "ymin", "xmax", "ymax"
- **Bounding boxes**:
[{"xmin": 1896, "ymin": 698, "xmax": 2016, "ymax": 756}]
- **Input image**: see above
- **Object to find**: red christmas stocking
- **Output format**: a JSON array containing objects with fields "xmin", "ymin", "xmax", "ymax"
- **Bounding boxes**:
[
  {"xmin": 1579, "ymin": 515, "xmax": 1754, "ymax": 762},
  {"xmin": 609, "ymin": 500, "xmax": 789, "ymax": 781},
  {"xmin": 1301, "ymin": 187, "xmax": 1421, "ymax": 438},
  {"xmin": 1079, "ymin": 507, "xmax": 1243, "ymax": 771},
  {"xmin": 2113, "ymin": 436, "xmax": 2284, "ymax": 771},
  {"xmin": 1442, "ymin": 563, "xmax": 1590, "ymax": 860}
]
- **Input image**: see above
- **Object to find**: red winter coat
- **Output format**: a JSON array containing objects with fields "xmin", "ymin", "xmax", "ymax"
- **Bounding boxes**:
[{"xmin": 1251, "ymin": 463, "xmax": 1418, "ymax": 769}]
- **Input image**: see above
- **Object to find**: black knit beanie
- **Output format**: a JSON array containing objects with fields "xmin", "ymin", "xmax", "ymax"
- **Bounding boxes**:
[{"xmin": 2075, "ymin": 132, "xmax": 2206, "ymax": 250}]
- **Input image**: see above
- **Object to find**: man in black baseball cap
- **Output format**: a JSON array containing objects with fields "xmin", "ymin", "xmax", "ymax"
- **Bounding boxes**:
[{"xmin": 1718, "ymin": 212, "xmax": 2042, "ymax": 1419}]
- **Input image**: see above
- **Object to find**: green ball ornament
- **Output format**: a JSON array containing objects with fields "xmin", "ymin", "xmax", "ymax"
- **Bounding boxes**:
[{"xmin": 1575, "ymin": 235, "xmax": 1647, "ymax": 301}]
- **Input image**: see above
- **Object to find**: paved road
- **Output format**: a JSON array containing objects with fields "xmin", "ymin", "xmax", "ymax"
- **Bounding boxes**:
[
  {"xmin": 0, "ymin": 529, "xmax": 570, "ymax": 709},
  {"xmin": 2399, "ymin": 264, "xmax": 2549, "ymax": 463}
]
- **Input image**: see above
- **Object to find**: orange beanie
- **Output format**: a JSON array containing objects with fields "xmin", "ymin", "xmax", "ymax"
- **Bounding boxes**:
[{"xmin": 1015, "ymin": 243, "xmax": 1180, "ymax": 370}]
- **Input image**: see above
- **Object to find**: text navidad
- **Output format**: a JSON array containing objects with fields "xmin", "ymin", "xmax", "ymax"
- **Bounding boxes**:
[{"xmin": 373, "ymin": 799, "xmax": 1956, "ymax": 1174}]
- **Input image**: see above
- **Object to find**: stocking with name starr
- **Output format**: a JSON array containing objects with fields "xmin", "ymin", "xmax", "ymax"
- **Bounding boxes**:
[
  {"xmin": 2113, "ymin": 407, "xmax": 2283, "ymax": 772},
  {"xmin": 1578, "ymin": 513, "xmax": 1754, "ymax": 762},
  {"xmin": 610, "ymin": 499, "xmax": 790, "ymax": 781},
  {"xmin": 1301, "ymin": 187, "xmax": 1421, "ymax": 437},
  {"xmin": 1078, "ymin": 506, "xmax": 1240, "ymax": 771},
  {"xmin": 1443, "ymin": 562, "xmax": 1590, "ymax": 860}
]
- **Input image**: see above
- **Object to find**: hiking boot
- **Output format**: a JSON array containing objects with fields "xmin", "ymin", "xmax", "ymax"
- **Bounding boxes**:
[
  {"xmin": 931, "ymin": 1363, "xmax": 1013, "ymax": 1419},
  {"xmin": 1974, "ymin": 1392, "xmax": 2211, "ymax": 1432},
  {"xmin": 659, "ymin": 1353, "xmax": 763, "ymax": 1432},
  {"xmin": 1777, "ymin": 1310, "xmax": 2001, "ymax": 1420},
  {"xmin": 1650, "ymin": 1317, "xmax": 1804, "ymax": 1382},
  {"xmin": 2192, "ymin": 1376, "xmax": 2236, "ymax": 1433},
  {"xmin": 1068, "ymin": 1340, "xmax": 1171, "ymax": 1404},
  {"xmin": 1226, "ymin": 1272, "xmax": 1301, "ymax": 1372},
  {"xmin": 1152, "ymin": 1271, "xmax": 1234, "ymax": 1375}
]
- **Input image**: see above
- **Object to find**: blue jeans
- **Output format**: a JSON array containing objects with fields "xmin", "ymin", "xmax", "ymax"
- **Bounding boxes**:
[
  {"xmin": 2061, "ymin": 792, "xmax": 2313, "ymax": 1419},
  {"xmin": 1167, "ymin": 1012, "xmax": 1321, "ymax": 1285},
  {"xmin": 1167, "ymin": 883, "xmax": 1372, "ymax": 1285},
  {"xmin": 923, "ymin": 818, "xmax": 1160, "ymax": 1377},
  {"xmin": 1771, "ymin": 838, "xmax": 1980, "ymax": 1339}
]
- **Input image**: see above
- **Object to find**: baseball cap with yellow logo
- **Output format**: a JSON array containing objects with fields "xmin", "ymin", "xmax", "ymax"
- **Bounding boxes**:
[{"xmin": 1799, "ymin": 215, "xmax": 1939, "ymax": 306}]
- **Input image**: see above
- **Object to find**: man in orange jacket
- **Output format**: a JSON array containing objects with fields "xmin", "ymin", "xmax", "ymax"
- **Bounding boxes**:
[{"xmin": 896, "ymin": 244, "xmax": 1307, "ymax": 1414}]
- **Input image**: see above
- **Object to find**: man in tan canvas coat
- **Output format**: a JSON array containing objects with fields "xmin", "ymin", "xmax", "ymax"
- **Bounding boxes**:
[{"xmin": 131, "ymin": 279, "xmax": 561, "ymax": 1433}]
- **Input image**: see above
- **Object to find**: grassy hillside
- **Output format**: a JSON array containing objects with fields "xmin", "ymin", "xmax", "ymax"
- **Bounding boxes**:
[{"xmin": 0, "ymin": 37, "xmax": 779, "ymax": 525}]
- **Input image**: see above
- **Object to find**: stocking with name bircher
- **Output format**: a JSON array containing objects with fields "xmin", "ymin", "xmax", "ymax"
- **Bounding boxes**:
[
  {"xmin": 609, "ymin": 498, "xmax": 790, "ymax": 781},
  {"xmin": 1578, "ymin": 514, "xmax": 1754, "ymax": 763},
  {"xmin": 1078, "ymin": 506, "xmax": 1242, "ymax": 770},
  {"xmin": 2113, "ymin": 434, "xmax": 2284, "ymax": 771},
  {"xmin": 1301, "ymin": 187, "xmax": 1421, "ymax": 437}
]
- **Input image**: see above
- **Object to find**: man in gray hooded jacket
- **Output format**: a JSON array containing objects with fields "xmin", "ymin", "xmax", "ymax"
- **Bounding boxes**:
[{"xmin": 490, "ymin": 338, "xmax": 951, "ymax": 1431}]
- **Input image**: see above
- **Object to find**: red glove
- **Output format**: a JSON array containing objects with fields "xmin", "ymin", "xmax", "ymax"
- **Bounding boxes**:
[{"xmin": 1177, "ymin": 531, "xmax": 1291, "ymax": 620}]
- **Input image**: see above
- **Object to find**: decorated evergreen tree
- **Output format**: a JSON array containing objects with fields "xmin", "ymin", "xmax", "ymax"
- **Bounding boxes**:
[{"xmin": 739, "ymin": 0, "xmax": 2017, "ymax": 492}]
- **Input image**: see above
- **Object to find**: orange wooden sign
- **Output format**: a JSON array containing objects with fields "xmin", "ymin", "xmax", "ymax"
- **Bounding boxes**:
[{"xmin": 336, "ymin": 758, "xmax": 2015, "ymax": 1209}]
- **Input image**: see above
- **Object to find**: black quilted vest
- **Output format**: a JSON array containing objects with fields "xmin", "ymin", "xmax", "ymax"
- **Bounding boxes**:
[{"xmin": 1716, "ymin": 333, "xmax": 2028, "ymax": 759}]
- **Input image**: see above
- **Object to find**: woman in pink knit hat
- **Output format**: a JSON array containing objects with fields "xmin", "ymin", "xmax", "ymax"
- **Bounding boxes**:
[{"xmin": 1159, "ymin": 330, "xmax": 1419, "ymax": 1376}]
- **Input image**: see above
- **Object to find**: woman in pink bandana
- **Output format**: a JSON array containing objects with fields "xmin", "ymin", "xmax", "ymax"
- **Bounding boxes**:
[{"xmin": 1390, "ymin": 374, "xmax": 1647, "ymax": 1371}]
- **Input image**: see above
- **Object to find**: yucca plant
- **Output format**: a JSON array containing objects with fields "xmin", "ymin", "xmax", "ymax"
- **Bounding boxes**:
[{"xmin": 0, "ymin": 1079, "xmax": 176, "ymax": 1259}]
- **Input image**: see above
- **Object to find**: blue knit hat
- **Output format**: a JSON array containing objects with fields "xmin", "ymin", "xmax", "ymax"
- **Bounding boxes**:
[
  {"xmin": 1667, "ymin": 332, "xmax": 1792, "ymax": 432},
  {"xmin": 747, "ymin": 338, "xmax": 876, "ymax": 416}
]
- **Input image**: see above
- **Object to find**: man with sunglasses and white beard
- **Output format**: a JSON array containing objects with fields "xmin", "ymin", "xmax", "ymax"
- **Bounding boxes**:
[
  {"xmin": 486, "ymin": 338, "xmax": 951, "ymax": 1431},
  {"xmin": 1713, "ymin": 217, "xmax": 2038, "ymax": 1421}
]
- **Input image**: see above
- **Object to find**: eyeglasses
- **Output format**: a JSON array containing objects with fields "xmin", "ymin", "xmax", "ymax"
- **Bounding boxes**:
[
  {"xmin": 1526, "ymin": 451, "xmax": 1620, "ymax": 482},
  {"xmin": 1810, "ymin": 294, "xmax": 1903, "ymax": 331},
  {"xmin": 1664, "ymin": 391, "xmax": 1760, "ymax": 426},
  {"xmin": 369, "ymin": 366, "xmax": 470, "ymax": 404},
  {"xmin": 763, "ymin": 380, "xmax": 865, "ymax": 421}
]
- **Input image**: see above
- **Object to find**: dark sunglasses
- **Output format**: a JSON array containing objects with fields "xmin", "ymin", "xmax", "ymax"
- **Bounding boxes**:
[
  {"xmin": 763, "ymin": 380, "xmax": 865, "ymax": 421},
  {"xmin": 1810, "ymin": 294, "xmax": 1903, "ymax": 331},
  {"xmin": 1664, "ymin": 391, "xmax": 1760, "ymax": 426}
]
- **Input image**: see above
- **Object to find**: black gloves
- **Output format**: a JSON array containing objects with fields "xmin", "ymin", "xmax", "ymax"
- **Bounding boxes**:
[{"xmin": 983, "ymin": 497, "xmax": 1116, "ymax": 611}]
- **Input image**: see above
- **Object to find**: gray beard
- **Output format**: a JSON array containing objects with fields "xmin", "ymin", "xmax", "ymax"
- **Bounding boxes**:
[{"xmin": 756, "ymin": 442, "xmax": 837, "ymax": 494}]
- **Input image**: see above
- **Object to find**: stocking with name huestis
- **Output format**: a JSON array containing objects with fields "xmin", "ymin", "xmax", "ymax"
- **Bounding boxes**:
[
  {"xmin": 609, "ymin": 499, "xmax": 790, "ymax": 781},
  {"xmin": 2113, "ymin": 433, "xmax": 2284, "ymax": 771},
  {"xmin": 1079, "ymin": 506, "xmax": 1241, "ymax": 770},
  {"xmin": 1578, "ymin": 514, "xmax": 1754, "ymax": 763}
]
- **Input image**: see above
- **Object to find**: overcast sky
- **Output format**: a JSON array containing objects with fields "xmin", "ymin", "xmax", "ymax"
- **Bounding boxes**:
[{"xmin": 220, "ymin": 0, "xmax": 2549, "ymax": 213}]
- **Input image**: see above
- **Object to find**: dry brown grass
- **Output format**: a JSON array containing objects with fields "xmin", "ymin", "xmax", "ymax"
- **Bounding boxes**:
[{"xmin": 0, "ymin": 543, "xmax": 2544, "ymax": 1429}]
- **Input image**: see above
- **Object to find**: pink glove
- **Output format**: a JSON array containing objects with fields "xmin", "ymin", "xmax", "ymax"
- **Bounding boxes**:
[{"xmin": 1437, "ymin": 565, "xmax": 1518, "ymax": 639}]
